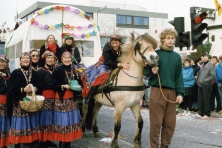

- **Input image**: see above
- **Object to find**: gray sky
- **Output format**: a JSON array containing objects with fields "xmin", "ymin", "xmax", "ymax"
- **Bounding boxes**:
[{"xmin": 0, "ymin": 0, "xmax": 217, "ymax": 29}]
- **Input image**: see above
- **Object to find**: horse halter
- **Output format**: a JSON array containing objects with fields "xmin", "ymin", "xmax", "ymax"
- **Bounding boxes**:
[{"xmin": 134, "ymin": 41, "xmax": 152, "ymax": 64}]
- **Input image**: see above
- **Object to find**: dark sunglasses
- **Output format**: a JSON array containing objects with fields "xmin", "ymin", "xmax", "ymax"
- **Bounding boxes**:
[{"xmin": 32, "ymin": 54, "xmax": 39, "ymax": 57}]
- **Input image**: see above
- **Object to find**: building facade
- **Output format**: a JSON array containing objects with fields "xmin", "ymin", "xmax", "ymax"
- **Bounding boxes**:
[{"xmin": 17, "ymin": 1, "xmax": 168, "ymax": 48}]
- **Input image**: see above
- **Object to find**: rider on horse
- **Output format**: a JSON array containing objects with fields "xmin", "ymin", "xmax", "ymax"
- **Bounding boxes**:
[{"xmin": 81, "ymin": 34, "xmax": 130, "ymax": 104}]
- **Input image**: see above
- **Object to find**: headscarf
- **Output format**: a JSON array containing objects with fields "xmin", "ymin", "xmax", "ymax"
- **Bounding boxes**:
[
  {"xmin": 0, "ymin": 55, "xmax": 10, "ymax": 63},
  {"xmin": 0, "ymin": 55, "xmax": 10, "ymax": 77},
  {"xmin": 42, "ymin": 50, "xmax": 57, "ymax": 60}
]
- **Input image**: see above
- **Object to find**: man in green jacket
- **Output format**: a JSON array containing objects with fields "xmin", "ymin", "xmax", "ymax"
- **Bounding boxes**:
[{"xmin": 144, "ymin": 28, "xmax": 184, "ymax": 148}]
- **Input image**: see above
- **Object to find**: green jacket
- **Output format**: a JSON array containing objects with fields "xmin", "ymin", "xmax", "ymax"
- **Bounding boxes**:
[{"xmin": 143, "ymin": 49, "xmax": 184, "ymax": 96}]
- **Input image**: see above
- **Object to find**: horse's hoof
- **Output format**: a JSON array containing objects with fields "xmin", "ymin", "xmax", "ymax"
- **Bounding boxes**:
[
  {"xmin": 94, "ymin": 132, "xmax": 101, "ymax": 138},
  {"xmin": 134, "ymin": 141, "xmax": 142, "ymax": 148},
  {"xmin": 111, "ymin": 141, "xmax": 119, "ymax": 148}
]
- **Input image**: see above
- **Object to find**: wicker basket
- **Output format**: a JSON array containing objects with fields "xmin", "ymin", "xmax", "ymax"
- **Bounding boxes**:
[{"xmin": 20, "ymin": 84, "xmax": 45, "ymax": 112}]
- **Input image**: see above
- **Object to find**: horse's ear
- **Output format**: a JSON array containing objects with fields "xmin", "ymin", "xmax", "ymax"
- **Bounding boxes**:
[{"xmin": 131, "ymin": 32, "xmax": 139, "ymax": 41}]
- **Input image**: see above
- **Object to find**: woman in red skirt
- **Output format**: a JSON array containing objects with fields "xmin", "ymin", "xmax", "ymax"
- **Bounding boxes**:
[{"xmin": 0, "ymin": 55, "xmax": 10, "ymax": 148}]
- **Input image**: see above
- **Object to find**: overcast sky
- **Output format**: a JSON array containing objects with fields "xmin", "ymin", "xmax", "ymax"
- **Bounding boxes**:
[{"xmin": 0, "ymin": 0, "xmax": 218, "ymax": 29}]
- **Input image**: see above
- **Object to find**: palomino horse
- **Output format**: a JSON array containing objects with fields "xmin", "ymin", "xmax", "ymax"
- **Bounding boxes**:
[{"xmin": 82, "ymin": 32, "xmax": 158, "ymax": 148}]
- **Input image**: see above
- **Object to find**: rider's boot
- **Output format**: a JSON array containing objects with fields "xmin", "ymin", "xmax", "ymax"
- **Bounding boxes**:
[{"xmin": 85, "ymin": 86, "xmax": 98, "ymax": 105}]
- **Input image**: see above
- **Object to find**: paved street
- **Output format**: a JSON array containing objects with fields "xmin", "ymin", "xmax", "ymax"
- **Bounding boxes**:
[
  {"xmin": 9, "ymin": 106, "xmax": 222, "ymax": 148},
  {"xmin": 73, "ymin": 106, "xmax": 222, "ymax": 148}
]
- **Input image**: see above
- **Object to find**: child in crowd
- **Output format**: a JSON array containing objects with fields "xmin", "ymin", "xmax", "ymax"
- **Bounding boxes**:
[{"xmin": 182, "ymin": 58, "xmax": 195, "ymax": 116}]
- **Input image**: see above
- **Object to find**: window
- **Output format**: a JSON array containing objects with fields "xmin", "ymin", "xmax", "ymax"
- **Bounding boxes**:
[
  {"xmin": 134, "ymin": 17, "xmax": 148, "ymax": 25},
  {"xmin": 116, "ymin": 15, "xmax": 149, "ymax": 29},
  {"xmin": 100, "ymin": 37, "xmax": 110, "ymax": 48},
  {"xmin": 117, "ymin": 15, "xmax": 132, "ymax": 25}
]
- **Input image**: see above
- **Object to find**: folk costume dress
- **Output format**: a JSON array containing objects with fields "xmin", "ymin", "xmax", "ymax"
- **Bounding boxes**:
[
  {"xmin": 7, "ymin": 67, "xmax": 41, "ymax": 144},
  {"xmin": 37, "ymin": 65, "xmax": 56, "ymax": 142},
  {"xmin": 81, "ymin": 42, "xmax": 120, "ymax": 98},
  {"xmin": 0, "ymin": 70, "xmax": 10, "ymax": 147},
  {"xmin": 59, "ymin": 45, "xmax": 81, "ymax": 65},
  {"xmin": 39, "ymin": 43, "xmax": 60, "ymax": 67},
  {"xmin": 51, "ymin": 64, "xmax": 82, "ymax": 142}
]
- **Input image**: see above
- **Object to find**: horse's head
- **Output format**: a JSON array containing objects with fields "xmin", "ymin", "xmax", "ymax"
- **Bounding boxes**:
[{"xmin": 132, "ymin": 32, "xmax": 159, "ymax": 67}]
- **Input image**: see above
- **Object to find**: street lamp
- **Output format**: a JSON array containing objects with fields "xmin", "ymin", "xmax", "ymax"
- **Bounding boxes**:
[{"xmin": 97, "ymin": 5, "xmax": 107, "ymax": 25}]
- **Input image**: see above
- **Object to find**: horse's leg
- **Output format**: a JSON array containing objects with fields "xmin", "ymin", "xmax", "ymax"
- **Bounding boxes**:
[
  {"xmin": 92, "ymin": 102, "xmax": 103, "ymax": 138},
  {"xmin": 130, "ymin": 104, "xmax": 143, "ymax": 148},
  {"xmin": 82, "ymin": 100, "xmax": 88, "ymax": 136},
  {"xmin": 111, "ymin": 107, "xmax": 123, "ymax": 148}
]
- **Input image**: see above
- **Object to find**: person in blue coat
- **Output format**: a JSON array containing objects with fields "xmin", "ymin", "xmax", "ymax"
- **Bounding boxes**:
[{"xmin": 182, "ymin": 58, "xmax": 195, "ymax": 116}]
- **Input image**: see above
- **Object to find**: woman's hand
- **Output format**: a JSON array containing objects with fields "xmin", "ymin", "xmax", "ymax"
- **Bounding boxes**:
[
  {"xmin": 152, "ymin": 66, "xmax": 159, "ymax": 74},
  {"xmin": 119, "ymin": 62, "xmax": 130, "ymax": 70},
  {"xmin": 24, "ymin": 85, "xmax": 32, "ymax": 93},
  {"xmin": 62, "ymin": 84, "xmax": 70, "ymax": 90}
]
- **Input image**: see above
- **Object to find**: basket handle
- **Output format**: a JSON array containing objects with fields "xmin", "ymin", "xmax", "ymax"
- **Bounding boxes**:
[{"xmin": 29, "ymin": 84, "xmax": 37, "ymax": 101}]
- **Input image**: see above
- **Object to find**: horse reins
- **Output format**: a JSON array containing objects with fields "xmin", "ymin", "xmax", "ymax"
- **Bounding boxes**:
[{"xmin": 157, "ymin": 72, "xmax": 177, "ymax": 103}]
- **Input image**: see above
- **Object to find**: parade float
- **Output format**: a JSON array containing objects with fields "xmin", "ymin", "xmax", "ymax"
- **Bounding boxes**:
[{"xmin": 5, "ymin": 5, "xmax": 101, "ymax": 70}]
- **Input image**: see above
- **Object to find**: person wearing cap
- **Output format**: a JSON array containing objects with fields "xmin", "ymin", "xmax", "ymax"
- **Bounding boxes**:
[
  {"xmin": 30, "ymin": 49, "xmax": 40, "ymax": 71},
  {"xmin": 0, "ymin": 55, "xmax": 10, "ymax": 148},
  {"xmin": 51, "ymin": 51, "xmax": 82, "ymax": 148},
  {"xmin": 7, "ymin": 52, "xmax": 40, "ymax": 148},
  {"xmin": 39, "ymin": 35, "xmax": 61, "ymax": 67},
  {"xmin": 81, "ymin": 34, "xmax": 130, "ymax": 105},
  {"xmin": 59, "ymin": 35, "xmax": 81, "ymax": 65},
  {"xmin": 36, "ymin": 51, "xmax": 57, "ymax": 147}
]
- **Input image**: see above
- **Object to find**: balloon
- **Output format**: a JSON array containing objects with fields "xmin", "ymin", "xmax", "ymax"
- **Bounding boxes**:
[
  {"xmin": 76, "ymin": 34, "xmax": 81, "ymax": 38},
  {"xmin": 81, "ymin": 34, "xmax": 86, "ymax": 38},
  {"xmin": 44, "ymin": 25, "xmax": 49, "ymax": 30},
  {"xmin": 75, "ymin": 9, "xmax": 80, "ymax": 14},
  {"xmin": 85, "ymin": 15, "xmax": 90, "ymax": 20},
  {"xmin": 34, "ymin": 21, "xmax": 39, "ymax": 26},
  {"xmin": 97, "ymin": 26, "xmax": 100, "ymax": 31},
  {"xmin": 49, "ymin": 7, "xmax": 54, "ymax": 11},
  {"xmin": 44, "ymin": 9, "xmax": 49, "ymax": 14},
  {"xmin": 77, "ymin": 26, "xmax": 82, "ymax": 29},
  {"xmin": 70, "ymin": 8, "xmax": 75, "ymax": 13},
  {"xmin": 64, "ymin": 24, "xmax": 70, "ymax": 28},
  {"xmin": 55, "ymin": 6, "xmax": 60, "ymax": 10},
  {"xmin": 55, "ymin": 24, "xmax": 60, "ymax": 28},
  {"xmin": 39, "ymin": 24, "xmax": 44, "ymax": 29},
  {"xmin": 61, "ymin": 6, "xmax": 65, "ymax": 11},
  {"xmin": 49, "ymin": 25, "xmax": 55, "ymax": 29},
  {"xmin": 60, "ymin": 23, "xmax": 64, "ymax": 27},
  {"xmin": 80, "ymin": 11, "xmax": 84, "ymax": 16},
  {"xmin": 65, "ymin": 6, "xmax": 70, "ymax": 10},
  {"xmin": 30, "ymin": 18, "xmax": 34, "ymax": 24},
  {"xmin": 93, "ymin": 22, "xmax": 97, "ymax": 27},
  {"xmin": 38, "ymin": 10, "xmax": 44, "ymax": 15},
  {"xmin": 88, "ymin": 24, "xmax": 93, "ymax": 28},
  {"xmin": 86, "ymin": 33, "xmax": 90, "ymax": 37}
]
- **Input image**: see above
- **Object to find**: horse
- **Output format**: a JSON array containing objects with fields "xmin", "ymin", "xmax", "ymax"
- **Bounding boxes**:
[{"xmin": 82, "ymin": 32, "xmax": 159, "ymax": 148}]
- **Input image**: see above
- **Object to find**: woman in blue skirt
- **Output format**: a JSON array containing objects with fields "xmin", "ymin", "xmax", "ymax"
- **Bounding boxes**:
[
  {"xmin": 37, "ymin": 51, "xmax": 57, "ymax": 147},
  {"xmin": 7, "ymin": 52, "xmax": 41, "ymax": 148},
  {"xmin": 52, "ymin": 51, "xmax": 82, "ymax": 148}
]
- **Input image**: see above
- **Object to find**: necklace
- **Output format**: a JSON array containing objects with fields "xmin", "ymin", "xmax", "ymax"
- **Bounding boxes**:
[
  {"xmin": 44, "ymin": 65, "xmax": 54, "ymax": 74},
  {"xmin": 65, "ymin": 71, "xmax": 74, "ymax": 83},
  {"xmin": 20, "ymin": 68, "xmax": 30, "ymax": 84},
  {"xmin": 0, "ymin": 72, "xmax": 9, "ymax": 87}
]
